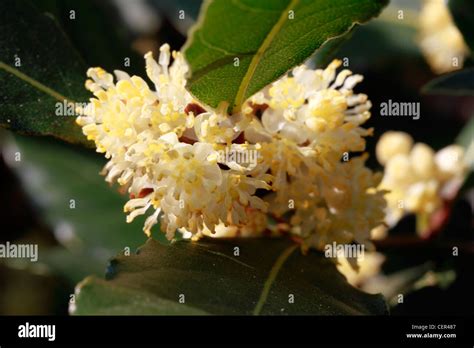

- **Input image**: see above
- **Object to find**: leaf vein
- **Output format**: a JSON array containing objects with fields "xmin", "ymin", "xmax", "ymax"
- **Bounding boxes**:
[
  {"xmin": 232, "ymin": 0, "xmax": 300, "ymax": 112},
  {"xmin": 253, "ymin": 244, "xmax": 297, "ymax": 315},
  {"xmin": 198, "ymin": 30, "xmax": 239, "ymax": 56},
  {"xmin": 0, "ymin": 61, "xmax": 73, "ymax": 104},
  {"xmin": 231, "ymin": 0, "xmax": 281, "ymax": 13}
]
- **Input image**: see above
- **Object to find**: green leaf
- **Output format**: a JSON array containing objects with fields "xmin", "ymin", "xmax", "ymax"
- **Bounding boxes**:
[
  {"xmin": 183, "ymin": 0, "xmax": 388, "ymax": 112},
  {"xmin": 8, "ymin": 134, "xmax": 165, "ymax": 280},
  {"xmin": 449, "ymin": 0, "xmax": 474, "ymax": 53},
  {"xmin": 36, "ymin": 0, "xmax": 143, "ymax": 76},
  {"xmin": 0, "ymin": 0, "xmax": 89, "ymax": 146},
  {"xmin": 337, "ymin": 13, "xmax": 422, "ymax": 64},
  {"xmin": 73, "ymin": 238, "xmax": 388, "ymax": 315},
  {"xmin": 153, "ymin": 0, "xmax": 203, "ymax": 36},
  {"xmin": 422, "ymin": 68, "xmax": 474, "ymax": 96},
  {"xmin": 456, "ymin": 114, "xmax": 474, "ymax": 150},
  {"xmin": 456, "ymin": 116, "xmax": 474, "ymax": 171},
  {"xmin": 73, "ymin": 277, "xmax": 210, "ymax": 315},
  {"xmin": 310, "ymin": 30, "xmax": 354, "ymax": 68}
]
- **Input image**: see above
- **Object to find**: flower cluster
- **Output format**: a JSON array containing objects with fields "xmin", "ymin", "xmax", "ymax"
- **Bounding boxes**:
[
  {"xmin": 419, "ymin": 0, "xmax": 468, "ymax": 74},
  {"xmin": 376, "ymin": 131, "xmax": 467, "ymax": 228},
  {"xmin": 77, "ymin": 43, "xmax": 386, "ymax": 252},
  {"xmin": 240, "ymin": 60, "xmax": 386, "ymax": 251},
  {"xmin": 77, "ymin": 45, "xmax": 269, "ymax": 240}
]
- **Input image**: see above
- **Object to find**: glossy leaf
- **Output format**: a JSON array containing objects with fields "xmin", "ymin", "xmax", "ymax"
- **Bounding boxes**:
[
  {"xmin": 36, "ymin": 0, "xmax": 143, "ymax": 75},
  {"xmin": 184, "ymin": 0, "xmax": 388, "ymax": 112},
  {"xmin": 422, "ymin": 68, "xmax": 474, "ymax": 96},
  {"xmin": 8, "ymin": 134, "xmax": 163, "ymax": 280},
  {"xmin": 0, "ymin": 0, "xmax": 89, "ymax": 145},
  {"xmin": 456, "ymin": 116, "xmax": 474, "ymax": 170},
  {"xmin": 73, "ymin": 238, "xmax": 388, "ymax": 315}
]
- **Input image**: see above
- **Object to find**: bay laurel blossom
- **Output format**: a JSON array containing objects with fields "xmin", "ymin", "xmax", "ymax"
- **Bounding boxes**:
[
  {"xmin": 76, "ymin": 43, "xmax": 387, "ymax": 251},
  {"xmin": 376, "ymin": 131, "xmax": 467, "ymax": 229},
  {"xmin": 418, "ymin": 0, "xmax": 469, "ymax": 74}
]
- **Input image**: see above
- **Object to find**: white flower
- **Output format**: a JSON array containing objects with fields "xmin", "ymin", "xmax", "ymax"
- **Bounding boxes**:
[
  {"xmin": 419, "ymin": 0, "xmax": 469, "ymax": 73},
  {"xmin": 77, "ymin": 46, "xmax": 386, "ymax": 253},
  {"xmin": 376, "ymin": 131, "xmax": 414, "ymax": 166},
  {"xmin": 377, "ymin": 131, "xmax": 467, "ymax": 228},
  {"xmin": 242, "ymin": 60, "xmax": 385, "ymax": 251}
]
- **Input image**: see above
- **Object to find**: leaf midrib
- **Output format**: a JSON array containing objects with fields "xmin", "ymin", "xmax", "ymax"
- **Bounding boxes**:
[
  {"xmin": 252, "ymin": 244, "xmax": 298, "ymax": 315},
  {"xmin": 232, "ymin": 0, "xmax": 299, "ymax": 113},
  {"xmin": 0, "ymin": 61, "xmax": 72, "ymax": 103}
]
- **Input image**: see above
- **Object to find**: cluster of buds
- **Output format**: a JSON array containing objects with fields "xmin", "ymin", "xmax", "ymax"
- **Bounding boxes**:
[
  {"xmin": 376, "ymin": 131, "xmax": 467, "ymax": 233},
  {"xmin": 418, "ymin": 0, "xmax": 469, "ymax": 73}
]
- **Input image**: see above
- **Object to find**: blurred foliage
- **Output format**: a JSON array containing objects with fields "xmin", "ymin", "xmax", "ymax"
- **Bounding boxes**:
[
  {"xmin": 449, "ymin": 0, "xmax": 474, "ymax": 53},
  {"xmin": 0, "ymin": 263, "xmax": 69, "ymax": 315},
  {"xmin": 35, "ymin": 0, "xmax": 144, "ymax": 76},
  {"xmin": 423, "ymin": 68, "xmax": 474, "ymax": 96},
  {"xmin": 7, "ymin": 134, "xmax": 170, "ymax": 285}
]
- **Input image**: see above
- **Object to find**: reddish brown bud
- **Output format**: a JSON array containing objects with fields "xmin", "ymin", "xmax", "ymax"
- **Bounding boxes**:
[
  {"xmin": 184, "ymin": 103, "xmax": 206, "ymax": 116},
  {"xmin": 130, "ymin": 188, "xmax": 154, "ymax": 199},
  {"xmin": 248, "ymin": 102, "xmax": 269, "ymax": 118}
]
